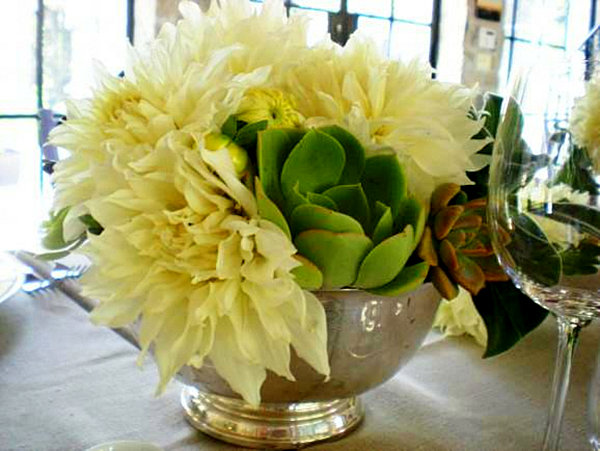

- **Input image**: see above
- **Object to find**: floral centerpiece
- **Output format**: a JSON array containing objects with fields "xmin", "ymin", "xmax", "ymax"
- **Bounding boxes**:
[{"xmin": 41, "ymin": 0, "xmax": 548, "ymax": 414}]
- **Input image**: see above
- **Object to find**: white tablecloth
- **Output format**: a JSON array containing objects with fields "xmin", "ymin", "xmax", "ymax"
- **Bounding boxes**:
[{"xmin": 1, "ymin": 287, "xmax": 598, "ymax": 451}]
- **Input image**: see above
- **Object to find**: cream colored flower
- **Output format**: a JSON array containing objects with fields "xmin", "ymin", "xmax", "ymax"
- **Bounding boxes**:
[
  {"xmin": 571, "ymin": 75, "xmax": 600, "ymax": 172},
  {"xmin": 236, "ymin": 88, "xmax": 302, "ymax": 128},
  {"xmin": 81, "ymin": 136, "xmax": 329, "ymax": 406},
  {"xmin": 433, "ymin": 287, "xmax": 487, "ymax": 347},
  {"xmin": 281, "ymin": 34, "xmax": 489, "ymax": 201},
  {"xmin": 518, "ymin": 181, "xmax": 590, "ymax": 247}
]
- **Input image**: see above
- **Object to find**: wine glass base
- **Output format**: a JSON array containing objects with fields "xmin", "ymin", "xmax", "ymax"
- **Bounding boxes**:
[{"xmin": 180, "ymin": 386, "xmax": 364, "ymax": 449}]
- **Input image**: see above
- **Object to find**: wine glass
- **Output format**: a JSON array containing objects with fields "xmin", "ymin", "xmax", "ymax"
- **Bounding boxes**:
[{"xmin": 488, "ymin": 50, "xmax": 600, "ymax": 451}]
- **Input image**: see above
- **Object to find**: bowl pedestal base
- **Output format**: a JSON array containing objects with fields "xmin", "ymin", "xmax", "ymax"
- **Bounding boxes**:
[{"xmin": 180, "ymin": 386, "xmax": 364, "ymax": 449}]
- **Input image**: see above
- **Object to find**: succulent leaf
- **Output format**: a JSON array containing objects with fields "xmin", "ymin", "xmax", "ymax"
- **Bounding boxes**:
[
  {"xmin": 294, "ymin": 230, "xmax": 373, "ymax": 289},
  {"xmin": 291, "ymin": 255, "xmax": 323, "ymax": 290},
  {"xmin": 306, "ymin": 192, "xmax": 338, "ymax": 210},
  {"xmin": 290, "ymin": 204, "xmax": 364, "ymax": 235},
  {"xmin": 417, "ymin": 226, "xmax": 438, "ymax": 266},
  {"xmin": 430, "ymin": 266, "xmax": 459, "ymax": 300},
  {"xmin": 372, "ymin": 205, "xmax": 394, "ymax": 245},
  {"xmin": 361, "ymin": 154, "xmax": 407, "ymax": 218},
  {"xmin": 434, "ymin": 205, "xmax": 464, "ymax": 240},
  {"xmin": 397, "ymin": 196, "xmax": 427, "ymax": 249},
  {"xmin": 431, "ymin": 183, "xmax": 461, "ymax": 214},
  {"xmin": 255, "ymin": 179, "xmax": 291, "ymax": 239},
  {"xmin": 318, "ymin": 125, "xmax": 366, "ymax": 184},
  {"xmin": 257, "ymin": 128, "xmax": 304, "ymax": 208},
  {"xmin": 447, "ymin": 254, "xmax": 486, "ymax": 295},
  {"xmin": 453, "ymin": 214, "xmax": 483, "ymax": 230},
  {"xmin": 322, "ymin": 184, "xmax": 370, "ymax": 228},
  {"xmin": 280, "ymin": 129, "xmax": 345, "ymax": 198},
  {"xmin": 355, "ymin": 225, "xmax": 414, "ymax": 289},
  {"xmin": 368, "ymin": 262, "xmax": 430, "ymax": 296},
  {"xmin": 234, "ymin": 120, "xmax": 268, "ymax": 148},
  {"xmin": 439, "ymin": 239, "xmax": 459, "ymax": 271},
  {"xmin": 284, "ymin": 182, "xmax": 309, "ymax": 215}
]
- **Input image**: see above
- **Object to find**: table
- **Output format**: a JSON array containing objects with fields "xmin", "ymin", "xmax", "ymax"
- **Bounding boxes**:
[{"xmin": 1, "ymin": 286, "xmax": 599, "ymax": 451}]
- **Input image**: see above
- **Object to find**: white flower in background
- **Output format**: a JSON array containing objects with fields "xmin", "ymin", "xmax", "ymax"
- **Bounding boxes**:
[
  {"xmin": 518, "ymin": 181, "xmax": 591, "ymax": 247},
  {"xmin": 571, "ymin": 74, "xmax": 600, "ymax": 172},
  {"xmin": 433, "ymin": 287, "xmax": 488, "ymax": 347}
]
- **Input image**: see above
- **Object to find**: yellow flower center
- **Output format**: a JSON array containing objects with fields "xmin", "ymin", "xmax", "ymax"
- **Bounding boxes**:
[{"xmin": 236, "ymin": 88, "xmax": 302, "ymax": 128}]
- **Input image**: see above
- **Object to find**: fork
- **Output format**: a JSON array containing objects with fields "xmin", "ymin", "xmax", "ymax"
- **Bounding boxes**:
[{"xmin": 21, "ymin": 261, "xmax": 89, "ymax": 294}]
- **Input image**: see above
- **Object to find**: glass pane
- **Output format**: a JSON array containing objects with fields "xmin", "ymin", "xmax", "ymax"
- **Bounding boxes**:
[
  {"xmin": 500, "ymin": 42, "xmax": 567, "ymax": 114},
  {"xmin": 135, "ymin": 0, "xmax": 158, "ymax": 47},
  {"xmin": 393, "ymin": 0, "xmax": 433, "ymax": 24},
  {"xmin": 0, "ymin": 120, "xmax": 46, "ymax": 251},
  {"xmin": 293, "ymin": 0, "xmax": 341, "ymax": 13},
  {"xmin": 389, "ymin": 22, "xmax": 431, "ymax": 63},
  {"xmin": 43, "ymin": 0, "xmax": 129, "ymax": 115},
  {"xmin": 566, "ymin": 0, "xmax": 592, "ymax": 51},
  {"xmin": 0, "ymin": 0, "xmax": 37, "ymax": 115},
  {"xmin": 348, "ymin": 0, "xmax": 392, "ymax": 19},
  {"xmin": 356, "ymin": 17, "xmax": 390, "ymax": 56},
  {"xmin": 290, "ymin": 8, "xmax": 330, "ymax": 46},
  {"xmin": 504, "ymin": 0, "xmax": 567, "ymax": 47}
]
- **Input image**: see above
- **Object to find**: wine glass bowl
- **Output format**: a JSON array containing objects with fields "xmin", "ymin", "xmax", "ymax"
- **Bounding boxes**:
[{"xmin": 488, "ymin": 53, "xmax": 600, "ymax": 450}]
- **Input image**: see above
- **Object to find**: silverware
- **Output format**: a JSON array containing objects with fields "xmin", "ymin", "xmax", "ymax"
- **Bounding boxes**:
[{"xmin": 21, "ymin": 260, "xmax": 89, "ymax": 294}]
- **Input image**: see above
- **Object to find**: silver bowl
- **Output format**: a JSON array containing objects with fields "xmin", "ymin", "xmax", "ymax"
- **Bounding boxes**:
[{"xmin": 177, "ymin": 283, "xmax": 440, "ymax": 449}]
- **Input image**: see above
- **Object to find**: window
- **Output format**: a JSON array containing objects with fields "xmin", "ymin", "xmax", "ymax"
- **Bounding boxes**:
[
  {"xmin": 500, "ymin": 0, "xmax": 596, "ymax": 107},
  {"xmin": 0, "ymin": 0, "xmax": 132, "ymax": 250},
  {"xmin": 250, "ymin": 0, "xmax": 440, "ymax": 67}
]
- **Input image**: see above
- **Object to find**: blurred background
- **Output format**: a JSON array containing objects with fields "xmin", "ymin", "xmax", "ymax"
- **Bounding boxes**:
[{"xmin": 0, "ymin": 0, "xmax": 597, "ymax": 250}]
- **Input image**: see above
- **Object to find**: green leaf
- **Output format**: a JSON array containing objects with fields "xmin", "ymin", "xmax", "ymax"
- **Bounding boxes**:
[
  {"xmin": 396, "ymin": 196, "xmax": 426, "ymax": 249},
  {"xmin": 290, "ymin": 255, "xmax": 323, "ymax": 290},
  {"xmin": 255, "ymin": 179, "xmax": 291, "ymax": 239},
  {"xmin": 463, "ymin": 93, "xmax": 503, "ymax": 199},
  {"xmin": 42, "ymin": 207, "xmax": 71, "ymax": 250},
  {"xmin": 78, "ymin": 214, "xmax": 103, "ymax": 235},
  {"xmin": 361, "ymin": 154, "xmax": 406, "ymax": 218},
  {"xmin": 368, "ymin": 262, "xmax": 430, "ymax": 296},
  {"xmin": 473, "ymin": 281, "xmax": 548, "ymax": 358},
  {"xmin": 257, "ymin": 128, "xmax": 305, "ymax": 209},
  {"xmin": 372, "ymin": 205, "xmax": 394, "ymax": 245},
  {"xmin": 554, "ymin": 145, "xmax": 599, "ymax": 195},
  {"xmin": 321, "ymin": 184, "xmax": 370, "ymax": 229},
  {"xmin": 560, "ymin": 242, "xmax": 600, "ymax": 276},
  {"xmin": 280, "ymin": 129, "xmax": 346, "ymax": 199},
  {"xmin": 306, "ymin": 192, "xmax": 338, "ymax": 210},
  {"xmin": 538, "ymin": 202, "xmax": 600, "ymax": 239},
  {"xmin": 318, "ymin": 125, "xmax": 366, "ymax": 184},
  {"xmin": 354, "ymin": 225, "xmax": 414, "ymax": 289},
  {"xmin": 221, "ymin": 115, "xmax": 238, "ymax": 139},
  {"xmin": 37, "ymin": 235, "xmax": 86, "ymax": 260},
  {"xmin": 294, "ymin": 230, "xmax": 373, "ymax": 289},
  {"xmin": 234, "ymin": 120, "xmax": 268, "ymax": 148},
  {"xmin": 290, "ymin": 204, "xmax": 363, "ymax": 235},
  {"xmin": 510, "ymin": 212, "xmax": 562, "ymax": 287},
  {"xmin": 284, "ymin": 182, "xmax": 309, "ymax": 216}
]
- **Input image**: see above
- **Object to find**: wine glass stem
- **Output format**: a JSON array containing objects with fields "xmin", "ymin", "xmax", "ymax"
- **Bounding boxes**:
[{"xmin": 542, "ymin": 315, "xmax": 582, "ymax": 451}]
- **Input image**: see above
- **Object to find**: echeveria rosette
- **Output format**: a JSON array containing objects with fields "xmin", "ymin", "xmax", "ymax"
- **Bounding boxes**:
[
  {"xmin": 254, "ymin": 124, "xmax": 429, "ymax": 294},
  {"xmin": 418, "ymin": 183, "xmax": 509, "ymax": 300}
]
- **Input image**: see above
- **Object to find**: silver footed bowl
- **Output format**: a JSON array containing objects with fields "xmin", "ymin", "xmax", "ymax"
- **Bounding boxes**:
[{"xmin": 176, "ymin": 283, "xmax": 441, "ymax": 449}]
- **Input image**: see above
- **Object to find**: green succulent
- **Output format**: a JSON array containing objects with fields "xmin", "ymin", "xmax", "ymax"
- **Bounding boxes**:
[
  {"xmin": 418, "ymin": 183, "xmax": 509, "ymax": 300},
  {"xmin": 254, "ymin": 125, "xmax": 428, "ymax": 294}
]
